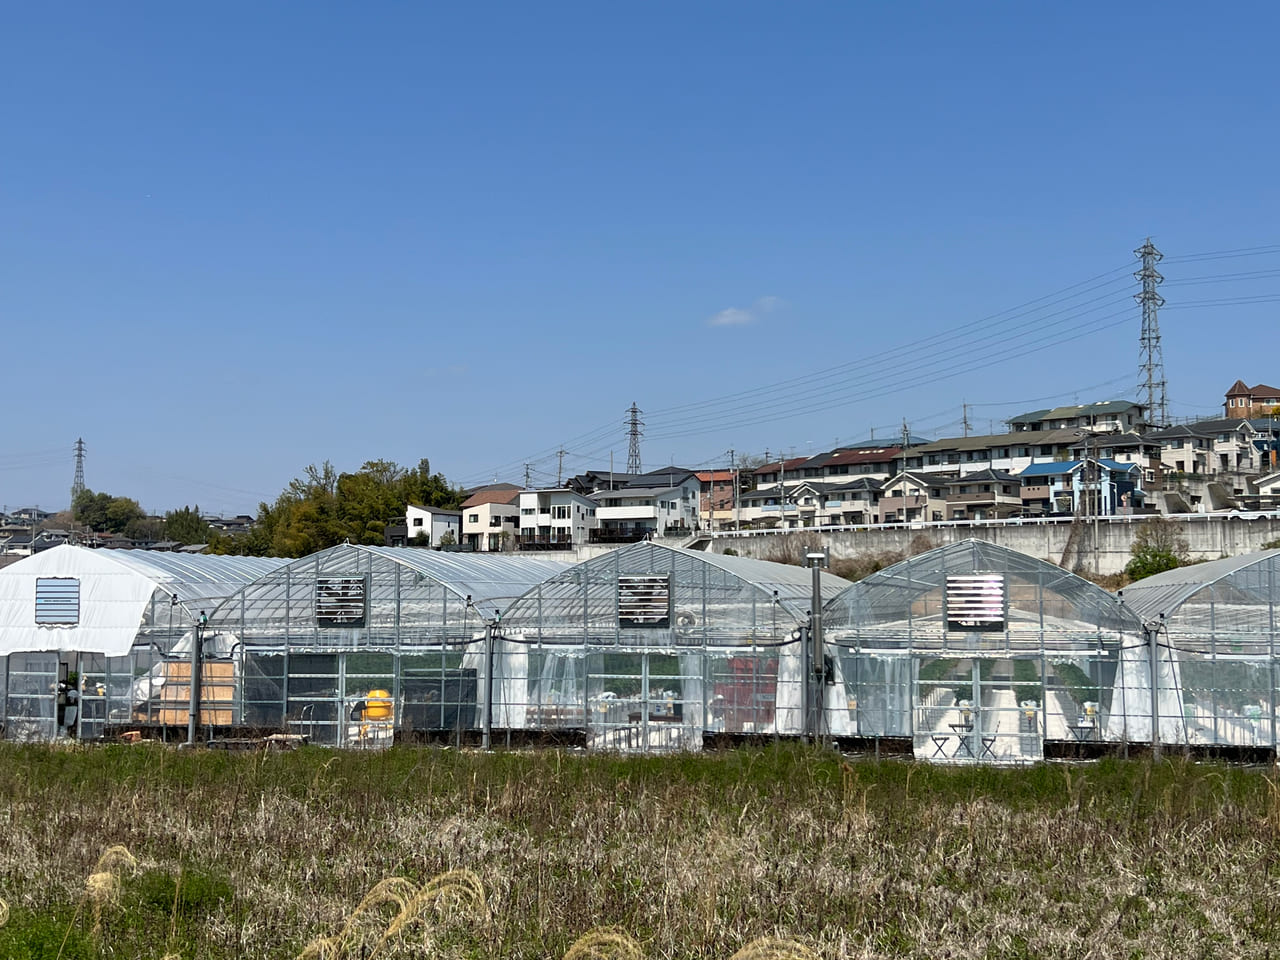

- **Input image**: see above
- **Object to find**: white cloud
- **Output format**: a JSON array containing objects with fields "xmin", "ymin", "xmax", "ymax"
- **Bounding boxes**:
[
  {"xmin": 706, "ymin": 296, "xmax": 785, "ymax": 327},
  {"xmin": 708, "ymin": 307, "xmax": 754, "ymax": 327}
]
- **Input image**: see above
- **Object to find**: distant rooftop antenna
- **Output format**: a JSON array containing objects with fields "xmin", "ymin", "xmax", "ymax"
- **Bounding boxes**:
[
  {"xmin": 1135, "ymin": 238, "xmax": 1167, "ymax": 427},
  {"xmin": 71, "ymin": 438, "xmax": 86, "ymax": 505},
  {"xmin": 626, "ymin": 402, "xmax": 644, "ymax": 474}
]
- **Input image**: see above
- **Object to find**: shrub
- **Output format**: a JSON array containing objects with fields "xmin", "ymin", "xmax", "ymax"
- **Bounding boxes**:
[{"xmin": 1124, "ymin": 518, "xmax": 1189, "ymax": 581}]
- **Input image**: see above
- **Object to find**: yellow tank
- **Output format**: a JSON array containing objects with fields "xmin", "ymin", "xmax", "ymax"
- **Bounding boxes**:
[{"xmin": 364, "ymin": 690, "xmax": 393, "ymax": 721}]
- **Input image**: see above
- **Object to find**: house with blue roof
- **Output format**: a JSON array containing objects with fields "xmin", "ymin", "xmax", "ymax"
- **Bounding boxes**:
[{"xmin": 1017, "ymin": 458, "xmax": 1144, "ymax": 516}]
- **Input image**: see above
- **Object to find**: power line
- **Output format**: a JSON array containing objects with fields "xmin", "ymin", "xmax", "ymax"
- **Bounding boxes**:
[
  {"xmin": 643, "ymin": 263, "xmax": 1138, "ymax": 421},
  {"xmin": 645, "ymin": 299, "xmax": 1139, "ymax": 441}
]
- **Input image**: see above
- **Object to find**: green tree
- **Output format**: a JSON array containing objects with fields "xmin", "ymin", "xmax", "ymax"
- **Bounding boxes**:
[
  {"xmin": 164, "ymin": 506, "xmax": 210, "ymax": 545},
  {"xmin": 210, "ymin": 458, "xmax": 465, "ymax": 558},
  {"xmin": 1124, "ymin": 518, "xmax": 1190, "ymax": 581}
]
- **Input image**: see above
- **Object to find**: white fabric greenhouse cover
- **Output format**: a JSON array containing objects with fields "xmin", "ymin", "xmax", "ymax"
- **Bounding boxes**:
[{"xmin": 0, "ymin": 545, "xmax": 287, "ymax": 658}]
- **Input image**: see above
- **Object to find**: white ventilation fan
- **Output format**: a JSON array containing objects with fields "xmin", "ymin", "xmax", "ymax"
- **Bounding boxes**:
[{"xmin": 674, "ymin": 609, "xmax": 699, "ymax": 636}]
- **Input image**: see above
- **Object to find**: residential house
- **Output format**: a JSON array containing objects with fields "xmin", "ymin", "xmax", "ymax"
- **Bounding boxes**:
[
  {"xmin": 879, "ymin": 472, "xmax": 954, "ymax": 523},
  {"xmin": 1224, "ymin": 380, "xmax": 1280, "ymax": 419},
  {"xmin": 590, "ymin": 468, "xmax": 701, "ymax": 542},
  {"xmin": 517, "ymin": 489, "xmax": 598, "ymax": 549},
  {"xmin": 1018, "ymin": 459, "xmax": 1144, "ymax": 516},
  {"xmin": 788, "ymin": 478, "xmax": 883, "ymax": 526},
  {"xmin": 695, "ymin": 469, "xmax": 741, "ymax": 530},
  {"xmin": 903, "ymin": 428, "xmax": 1085, "ymax": 476},
  {"xmin": 460, "ymin": 486, "xmax": 522, "ymax": 552},
  {"xmin": 939, "ymin": 469, "xmax": 1023, "ymax": 520},
  {"xmin": 404, "ymin": 504, "xmax": 463, "ymax": 546},
  {"xmin": 1007, "ymin": 400, "xmax": 1148, "ymax": 434}
]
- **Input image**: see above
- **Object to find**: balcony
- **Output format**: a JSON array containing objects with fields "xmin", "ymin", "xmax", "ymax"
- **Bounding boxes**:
[
  {"xmin": 1021, "ymin": 485, "xmax": 1051, "ymax": 500},
  {"xmin": 597, "ymin": 505, "xmax": 658, "ymax": 520}
]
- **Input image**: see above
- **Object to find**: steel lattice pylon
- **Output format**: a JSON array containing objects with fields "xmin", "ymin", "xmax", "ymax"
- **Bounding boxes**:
[{"xmin": 1135, "ymin": 239, "xmax": 1167, "ymax": 427}]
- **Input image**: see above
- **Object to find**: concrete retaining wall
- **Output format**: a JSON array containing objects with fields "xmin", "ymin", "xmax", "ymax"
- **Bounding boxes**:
[{"xmin": 699, "ymin": 515, "xmax": 1280, "ymax": 575}]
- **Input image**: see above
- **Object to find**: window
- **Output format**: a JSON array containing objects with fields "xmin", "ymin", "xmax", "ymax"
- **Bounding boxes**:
[
  {"xmin": 35, "ymin": 578, "xmax": 79, "ymax": 625},
  {"xmin": 521, "ymin": 508, "xmax": 534, "ymax": 516},
  {"xmin": 468, "ymin": 514, "xmax": 479, "ymax": 523},
  {"xmin": 1039, "ymin": 446, "xmax": 1053, "ymax": 456},
  {"xmin": 412, "ymin": 517, "xmax": 424, "ymax": 527}
]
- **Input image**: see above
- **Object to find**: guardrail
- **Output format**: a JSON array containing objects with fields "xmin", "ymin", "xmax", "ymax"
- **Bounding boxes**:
[{"xmin": 705, "ymin": 510, "xmax": 1280, "ymax": 539}]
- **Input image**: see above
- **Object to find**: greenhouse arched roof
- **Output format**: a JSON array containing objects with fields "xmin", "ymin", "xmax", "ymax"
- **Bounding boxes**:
[
  {"xmin": 823, "ymin": 539, "xmax": 1142, "ymax": 651},
  {"xmin": 0, "ymin": 544, "xmax": 288, "ymax": 657},
  {"xmin": 1119, "ymin": 548, "xmax": 1280, "ymax": 622},
  {"xmin": 203, "ymin": 543, "xmax": 571, "ymax": 649},
  {"xmin": 499, "ymin": 541, "xmax": 851, "ymax": 644}
]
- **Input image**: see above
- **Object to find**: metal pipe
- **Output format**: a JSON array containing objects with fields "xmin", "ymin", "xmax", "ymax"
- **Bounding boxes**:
[
  {"xmin": 807, "ymin": 551, "xmax": 826, "ymax": 741},
  {"xmin": 186, "ymin": 611, "xmax": 207, "ymax": 746}
]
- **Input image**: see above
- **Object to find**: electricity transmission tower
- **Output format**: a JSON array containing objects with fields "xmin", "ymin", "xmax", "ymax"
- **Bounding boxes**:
[
  {"xmin": 71, "ymin": 438, "xmax": 86, "ymax": 504},
  {"xmin": 1135, "ymin": 238, "xmax": 1167, "ymax": 427},
  {"xmin": 625, "ymin": 403, "xmax": 644, "ymax": 474}
]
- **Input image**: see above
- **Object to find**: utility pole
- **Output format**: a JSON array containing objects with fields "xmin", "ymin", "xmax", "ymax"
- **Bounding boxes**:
[
  {"xmin": 556, "ymin": 448, "xmax": 567, "ymax": 487},
  {"xmin": 626, "ymin": 403, "xmax": 644, "ymax": 474},
  {"xmin": 70, "ymin": 438, "xmax": 86, "ymax": 506},
  {"xmin": 962, "ymin": 403, "xmax": 971, "ymax": 438},
  {"xmin": 1136, "ymin": 239, "xmax": 1168, "ymax": 428},
  {"xmin": 523, "ymin": 463, "xmax": 532, "ymax": 488},
  {"xmin": 899, "ymin": 420, "xmax": 910, "ymax": 521}
]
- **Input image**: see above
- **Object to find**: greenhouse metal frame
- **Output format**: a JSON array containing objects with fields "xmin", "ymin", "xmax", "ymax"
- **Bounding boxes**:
[{"xmin": 822, "ymin": 540, "xmax": 1156, "ymax": 762}]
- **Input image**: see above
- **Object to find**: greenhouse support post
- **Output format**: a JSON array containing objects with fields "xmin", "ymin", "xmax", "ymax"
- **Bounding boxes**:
[
  {"xmin": 1148, "ymin": 619, "xmax": 1161, "ymax": 760},
  {"xmin": 808, "ymin": 552, "xmax": 826, "ymax": 742},
  {"xmin": 482, "ymin": 620, "xmax": 494, "ymax": 750}
]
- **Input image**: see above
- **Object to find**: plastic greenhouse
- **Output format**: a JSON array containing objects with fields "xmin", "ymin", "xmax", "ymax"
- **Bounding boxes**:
[
  {"xmin": 1119, "ymin": 548, "xmax": 1280, "ymax": 752},
  {"xmin": 822, "ymin": 540, "xmax": 1154, "ymax": 762},
  {"xmin": 0, "ymin": 545, "xmax": 287, "ymax": 741},
  {"xmin": 497, "ymin": 541, "xmax": 851, "ymax": 751},
  {"xmin": 195, "ymin": 543, "xmax": 570, "ymax": 746}
]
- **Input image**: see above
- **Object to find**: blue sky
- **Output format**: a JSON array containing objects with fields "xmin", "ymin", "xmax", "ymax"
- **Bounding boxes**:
[{"xmin": 4, "ymin": 3, "xmax": 1278, "ymax": 515}]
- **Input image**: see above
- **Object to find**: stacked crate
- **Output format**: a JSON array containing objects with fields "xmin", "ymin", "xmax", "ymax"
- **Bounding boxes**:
[{"xmin": 153, "ymin": 660, "xmax": 237, "ymax": 726}]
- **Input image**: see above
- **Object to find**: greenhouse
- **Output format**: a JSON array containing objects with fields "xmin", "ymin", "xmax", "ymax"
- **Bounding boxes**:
[
  {"xmin": 192, "ymin": 544, "xmax": 570, "ymax": 746},
  {"xmin": 496, "ymin": 541, "xmax": 852, "ymax": 752},
  {"xmin": 0, "ymin": 545, "xmax": 287, "ymax": 741},
  {"xmin": 822, "ymin": 540, "xmax": 1156, "ymax": 762},
  {"xmin": 1119, "ymin": 548, "xmax": 1280, "ymax": 752}
]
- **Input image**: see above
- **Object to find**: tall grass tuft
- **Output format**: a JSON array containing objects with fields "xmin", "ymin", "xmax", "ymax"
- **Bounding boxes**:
[
  {"xmin": 298, "ymin": 869, "xmax": 488, "ymax": 960},
  {"xmin": 728, "ymin": 938, "xmax": 819, "ymax": 960},
  {"xmin": 85, "ymin": 844, "xmax": 137, "ymax": 937},
  {"xmin": 0, "ymin": 897, "xmax": 8, "ymax": 928},
  {"xmin": 562, "ymin": 928, "xmax": 645, "ymax": 960}
]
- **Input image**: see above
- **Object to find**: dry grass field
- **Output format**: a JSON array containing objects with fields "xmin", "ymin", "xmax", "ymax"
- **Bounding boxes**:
[{"xmin": 1, "ymin": 743, "xmax": 1278, "ymax": 959}]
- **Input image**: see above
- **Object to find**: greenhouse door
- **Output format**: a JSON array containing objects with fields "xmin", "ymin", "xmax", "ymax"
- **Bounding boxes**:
[
  {"xmin": 4, "ymin": 653, "xmax": 59, "ymax": 742},
  {"xmin": 915, "ymin": 658, "xmax": 1042, "ymax": 763},
  {"xmin": 286, "ymin": 654, "xmax": 341, "ymax": 745},
  {"xmin": 588, "ymin": 652, "xmax": 701, "ymax": 753}
]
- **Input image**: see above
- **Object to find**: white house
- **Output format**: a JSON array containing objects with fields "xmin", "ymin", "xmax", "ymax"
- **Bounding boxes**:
[
  {"xmin": 517, "ymin": 490, "xmax": 598, "ymax": 549},
  {"xmin": 590, "ymin": 469, "xmax": 702, "ymax": 541},
  {"xmin": 405, "ymin": 505, "xmax": 462, "ymax": 546},
  {"xmin": 460, "ymin": 487, "xmax": 522, "ymax": 552}
]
